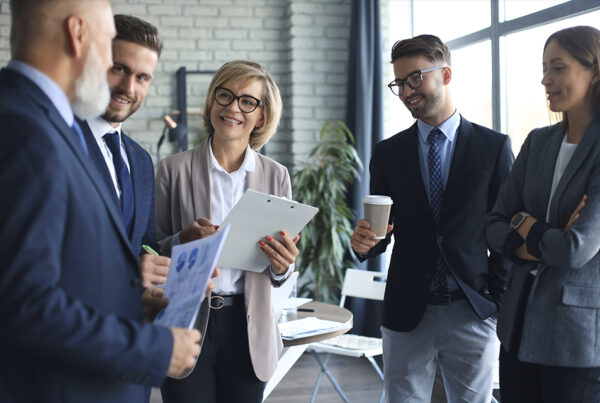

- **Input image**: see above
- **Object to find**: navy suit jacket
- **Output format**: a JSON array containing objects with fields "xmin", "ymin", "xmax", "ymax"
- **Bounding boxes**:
[
  {"xmin": 0, "ymin": 68, "xmax": 172, "ymax": 402},
  {"xmin": 80, "ymin": 119, "xmax": 158, "ymax": 255},
  {"xmin": 361, "ymin": 116, "xmax": 514, "ymax": 332}
]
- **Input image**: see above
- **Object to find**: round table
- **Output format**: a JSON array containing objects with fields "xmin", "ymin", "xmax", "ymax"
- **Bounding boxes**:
[
  {"xmin": 263, "ymin": 301, "xmax": 354, "ymax": 400},
  {"xmin": 279, "ymin": 301, "xmax": 353, "ymax": 347}
]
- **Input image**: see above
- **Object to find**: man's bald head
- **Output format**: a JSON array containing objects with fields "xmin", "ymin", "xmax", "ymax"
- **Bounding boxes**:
[
  {"xmin": 9, "ymin": 0, "xmax": 116, "ymax": 112},
  {"xmin": 11, "ymin": 0, "xmax": 74, "ymax": 57},
  {"xmin": 9, "ymin": 0, "xmax": 115, "ymax": 60}
]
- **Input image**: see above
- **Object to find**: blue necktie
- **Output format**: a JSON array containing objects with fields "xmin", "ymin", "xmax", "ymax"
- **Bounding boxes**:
[
  {"xmin": 427, "ymin": 128, "xmax": 448, "ymax": 293},
  {"xmin": 71, "ymin": 120, "xmax": 88, "ymax": 155},
  {"xmin": 103, "ymin": 132, "xmax": 134, "ymax": 235}
]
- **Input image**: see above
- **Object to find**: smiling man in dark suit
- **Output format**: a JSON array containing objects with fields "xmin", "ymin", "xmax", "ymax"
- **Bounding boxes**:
[
  {"xmin": 351, "ymin": 34, "xmax": 514, "ymax": 402},
  {"xmin": 79, "ymin": 14, "xmax": 168, "ymax": 288},
  {"xmin": 0, "ymin": 1, "xmax": 201, "ymax": 402}
]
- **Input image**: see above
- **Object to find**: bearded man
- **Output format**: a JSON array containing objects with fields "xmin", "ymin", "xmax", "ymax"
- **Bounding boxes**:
[
  {"xmin": 351, "ymin": 34, "xmax": 514, "ymax": 402},
  {"xmin": 0, "ymin": 1, "xmax": 201, "ymax": 402},
  {"xmin": 80, "ymin": 14, "xmax": 169, "ymax": 289}
]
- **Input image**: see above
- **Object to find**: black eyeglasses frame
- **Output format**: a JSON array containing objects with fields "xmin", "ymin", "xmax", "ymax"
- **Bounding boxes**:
[
  {"xmin": 387, "ymin": 65, "xmax": 447, "ymax": 96},
  {"xmin": 214, "ymin": 86, "xmax": 263, "ymax": 113}
]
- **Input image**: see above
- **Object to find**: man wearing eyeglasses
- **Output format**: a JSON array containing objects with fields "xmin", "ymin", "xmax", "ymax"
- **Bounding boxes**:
[{"xmin": 351, "ymin": 34, "xmax": 514, "ymax": 402}]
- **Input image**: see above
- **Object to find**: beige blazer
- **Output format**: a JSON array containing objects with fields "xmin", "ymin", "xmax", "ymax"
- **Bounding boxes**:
[{"xmin": 155, "ymin": 138, "xmax": 292, "ymax": 381}]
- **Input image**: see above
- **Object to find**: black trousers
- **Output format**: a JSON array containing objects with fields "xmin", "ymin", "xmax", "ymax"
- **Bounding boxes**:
[
  {"xmin": 161, "ymin": 296, "xmax": 265, "ymax": 403},
  {"xmin": 500, "ymin": 347, "xmax": 600, "ymax": 403},
  {"xmin": 500, "ymin": 274, "xmax": 600, "ymax": 403}
]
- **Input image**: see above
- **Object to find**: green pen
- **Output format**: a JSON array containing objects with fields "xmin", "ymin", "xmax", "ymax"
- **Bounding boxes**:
[{"xmin": 142, "ymin": 244, "xmax": 159, "ymax": 256}]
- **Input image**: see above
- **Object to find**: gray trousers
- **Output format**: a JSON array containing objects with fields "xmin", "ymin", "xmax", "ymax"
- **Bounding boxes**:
[{"xmin": 382, "ymin": 300, "xmax": 499, "ymax": 403}]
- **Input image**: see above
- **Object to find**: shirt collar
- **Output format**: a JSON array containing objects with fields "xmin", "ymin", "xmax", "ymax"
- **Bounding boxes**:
[
  {"xmin": 417, "ymin": 109, "xmax": 461, "ymax": 145},
  {"xmin": 208, "ymin": 139, "xmax": 256, "ymax": 174},
  {"xmin": 87, "ymin": 116, "xmax": 122, "ymax": 143},
  {"xmin": 7, "ymin": 60, "xmax": 74, "ymax": 127}
]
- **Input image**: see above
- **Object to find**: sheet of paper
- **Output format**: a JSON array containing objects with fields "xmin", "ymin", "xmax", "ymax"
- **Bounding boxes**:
[
  {"xmin": 154, "ymin": 226, "xmax": 230, "ymax": 329},
  {"xmin": 278, "ymin": 316, "xmax": 351, "ymax": 340},
  {"xmin": 319, "ymin": 334, "xmax": 382, "ymax": 351}
]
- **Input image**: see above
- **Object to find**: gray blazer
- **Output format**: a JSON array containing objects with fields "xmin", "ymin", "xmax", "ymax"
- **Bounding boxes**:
[
  {"xmin": 486, "ymin": 113, "xmax": 600, "ymax": 367},
  {"xmin": 154, "ymin": 138, "xmax": 292, "ymax": 381}
]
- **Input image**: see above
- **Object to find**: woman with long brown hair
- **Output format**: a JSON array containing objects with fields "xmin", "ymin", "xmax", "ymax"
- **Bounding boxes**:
[{"xmin": 487, "ymin": 26, "xmax": 600, "ymax": 402}]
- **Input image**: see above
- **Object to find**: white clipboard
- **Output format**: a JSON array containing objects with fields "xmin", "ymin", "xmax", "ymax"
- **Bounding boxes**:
[{"xmin": 217, "ymin": 189, "xmax": 318, "ymax": 271}]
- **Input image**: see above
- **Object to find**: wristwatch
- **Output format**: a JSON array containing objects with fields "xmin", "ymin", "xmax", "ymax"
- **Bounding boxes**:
[{"xmin": 510, "ymin": 212, "xmax": 530, "ymax": 230}]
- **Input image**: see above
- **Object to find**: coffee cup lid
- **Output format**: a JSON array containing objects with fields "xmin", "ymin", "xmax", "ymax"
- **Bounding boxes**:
[{"xmin": 363, "ymin": 195, "xmax": 393, "ymax": 205}]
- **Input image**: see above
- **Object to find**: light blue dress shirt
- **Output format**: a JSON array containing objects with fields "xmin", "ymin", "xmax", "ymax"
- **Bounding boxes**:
[{"xmin": 416, "ymin": 110, "xmax": 461, "ymax": 291}]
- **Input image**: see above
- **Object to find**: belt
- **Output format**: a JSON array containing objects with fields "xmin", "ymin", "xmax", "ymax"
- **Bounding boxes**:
[
  {"xmin": 210, "ymin": 294, "xmax": 244, "ymax": 310},
  {"xmin": 428, "ymin": 290, "xmax": 465, "ymax": 306}
]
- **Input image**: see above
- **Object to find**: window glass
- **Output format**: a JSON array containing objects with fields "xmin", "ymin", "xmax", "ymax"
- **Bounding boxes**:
[
  {"xmin": 500, "ymin": 0, "xmax": 569, "ymax": 22},
  {"xmin": 501, "ymin": 10, "xmax": 600, "ymax": 155},
  {"xmin": 451, "ymin": 40, "xmax": 493, "ymax": 129},
  {"xmin": 413, "ymin": 0, "xmax": 490, "ymax": 41},
  {"xmin": 385, "ymin": 0, "xmax": 415, "ymax": 138}
]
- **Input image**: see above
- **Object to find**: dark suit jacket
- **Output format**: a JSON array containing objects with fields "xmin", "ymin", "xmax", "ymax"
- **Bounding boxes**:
[
  {"xmin": 0, "ymin": 68, "xmax": 172, "ymax": 402},
  {"xmin": 80, "ymin": 119, "xmax": 158, "ymax": 254},
  {"xmin": 361, "ymin": 116, "xmax": 514, "ymax": 332}
]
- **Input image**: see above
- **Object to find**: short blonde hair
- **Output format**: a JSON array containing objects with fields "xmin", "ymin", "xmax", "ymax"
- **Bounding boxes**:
[{"xmin": 203, "ymin": 60, "xmax": 283, "ymax": 150}]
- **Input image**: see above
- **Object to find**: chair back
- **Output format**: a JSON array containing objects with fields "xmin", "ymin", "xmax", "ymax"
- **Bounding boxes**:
[{"xmin": 339, "ymin": 268, "xmax": 387, "ymax": 307}]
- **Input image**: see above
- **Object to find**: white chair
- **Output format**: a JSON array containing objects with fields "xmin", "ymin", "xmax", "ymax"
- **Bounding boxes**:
[{"xmin": 307, "ymin": 268, "xmax": 386, "ymax": 403}]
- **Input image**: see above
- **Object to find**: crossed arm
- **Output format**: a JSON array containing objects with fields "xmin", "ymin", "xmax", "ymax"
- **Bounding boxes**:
[{"xmin": 510, "ymin": 195, "xmax": 587, "ymax": 261}]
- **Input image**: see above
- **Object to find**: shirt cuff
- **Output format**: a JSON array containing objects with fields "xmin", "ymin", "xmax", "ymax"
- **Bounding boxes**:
[
  {"xmin": 502, "ymin": 230, "xmax": 525, "ymax": 258},
  {"xmin": 270, "ymin": 263, "xmax": 293, "ymax": 285},
  {"xmin": 354, "ymin": 249, "xmax": 369, "ymax": 262},
  {"xmin": 172, "ymin": 232, "xmax": 181, "ymax": 248},
  {"xmin": 526, "ymin": 221, "xmax": 552, "ymax": 259}
]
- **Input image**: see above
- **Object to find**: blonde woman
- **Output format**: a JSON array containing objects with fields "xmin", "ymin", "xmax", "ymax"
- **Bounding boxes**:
[{"xmin": 156, "ymin": 61, "xmax": 299, "ymax": 403}]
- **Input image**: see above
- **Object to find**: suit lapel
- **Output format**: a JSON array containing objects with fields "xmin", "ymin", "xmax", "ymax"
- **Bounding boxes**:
[
  {"xmin": 242, "ymin": 150, "xmax": 266, "ymax": 301},
  {"xmin": 400, "ymin": 123, "xmax": 430, "ymax": 211},
  {"xmin": 442, "ymin": 116, "xmax": 475, "ymax": 217},
  {"xmin": 79, "ymin": 119, "xmax": 120, "ymax": 207},
  {"xmin": 191, "ymin": 139, "xmax": 212, "ymax": 220},
  {"xmin": 246, "ymin": 150, "xmax": 266, "ymax": 193},
  {"xmin": 45, "ymin": 110, "xmax": 136, "ymax": 259},
  {"xmin": 123, "ymin": 133, "xmax": 144, "ymax": 244},
  {"xmin": 548, "ymin": 114, "xmax": 600, "ymax": 220},
  {"xmin": 533, "ymin": 125, "xmax": 563, "ymax": 219},
  {"xmin": 6, "ymin": 68, "xmax": 136, "ymax": 261}
]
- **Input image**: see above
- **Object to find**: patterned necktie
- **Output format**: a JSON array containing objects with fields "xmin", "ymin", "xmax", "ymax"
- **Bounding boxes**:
[
  {"xmin": 103, "ymin": 132, "xmax": 134, "ymax": 235},
  {"xmin": 427, "ymin": 128, "xmax": 448, "ymax": 293}
]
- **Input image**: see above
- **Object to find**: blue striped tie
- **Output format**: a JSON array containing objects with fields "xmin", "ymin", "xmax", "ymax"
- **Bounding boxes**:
[
  {"xmin": 103, "ymin": 132, "xmax": 134, "ymax": 235},
  {"xmin": 427, "ymin": 128, "xmax": 448, "ymax": 293}
]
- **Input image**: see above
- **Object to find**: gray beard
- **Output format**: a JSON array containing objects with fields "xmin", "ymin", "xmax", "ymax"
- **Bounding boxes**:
[{"xmin": 71, "ymin": 44, "xmax": 110, "ymax": 119}]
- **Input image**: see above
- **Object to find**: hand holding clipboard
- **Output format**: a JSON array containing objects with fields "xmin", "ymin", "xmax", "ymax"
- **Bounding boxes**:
[
  {"xmin": 259, "ymin": 230, "xmax": 302, "ymax": 275},
  {"xmin": 217, "ymin": 190, "xmax": 319, "ymax": 272}
]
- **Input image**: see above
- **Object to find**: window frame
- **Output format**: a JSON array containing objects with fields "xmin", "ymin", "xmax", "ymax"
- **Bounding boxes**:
[{"xmin": 440, "ymin": 0, "xmax": 600, "ymax": 132}]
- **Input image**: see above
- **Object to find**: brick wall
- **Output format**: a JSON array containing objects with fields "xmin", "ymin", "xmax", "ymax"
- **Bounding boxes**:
[{"xmin": 0, "ymin": 0, "xmax": 351, "ymax": 168}]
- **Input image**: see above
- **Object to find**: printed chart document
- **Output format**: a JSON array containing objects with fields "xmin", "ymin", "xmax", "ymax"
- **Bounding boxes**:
[
  {"xmin": 217, "ymin": 189, "xmax": 318, "ymax": 272},
  {"xmin": 154, "ymin": 226, "xmax": 230, "ymax": 329},
  {"xmin": 279, "ymin": 317, "xmax": 351, "ymax": 340}
]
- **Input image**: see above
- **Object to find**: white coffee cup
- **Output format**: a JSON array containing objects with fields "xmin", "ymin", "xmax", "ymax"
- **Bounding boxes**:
[{"xmin": 363, "ymin": 195, "xmax": 393, "ymax": 239}]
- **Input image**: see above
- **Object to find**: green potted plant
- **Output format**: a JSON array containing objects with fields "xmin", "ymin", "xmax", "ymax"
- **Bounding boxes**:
[{"xmin": 293, "ymin": 120, "xmax": 362, "ymax": 303}]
